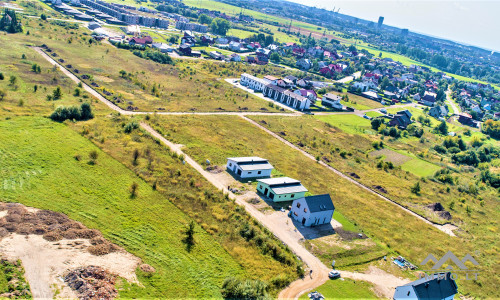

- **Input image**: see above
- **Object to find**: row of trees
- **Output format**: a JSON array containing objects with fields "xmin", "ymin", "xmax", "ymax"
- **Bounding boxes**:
[
  {"xmin": 50, "ymin": 103, "xmax": 93, "ymax": 122},
  {"xmin": 0, "ymin": 9, "xmax": 22, "ymax": 33}
]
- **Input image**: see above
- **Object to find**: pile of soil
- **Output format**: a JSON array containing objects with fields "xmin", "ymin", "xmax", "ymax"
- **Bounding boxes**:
[
  {"xmin": 0, "ymin": 203, "xmax": 118, "ymax": 255},
  {"xmin": 426, "ymin": 202, "xmax": 444, "ymax": 211},
  {"xmin": 372, "ymin": 185, "xmax": 387, "ymax": 194},
  {"xmin": 349, "ymin": 172, "xmax": 360, "ymax": 179},
  {"xmin": 206, "ymin": 165, "xmax": 223, "ymax": 174},
  {"xmin": 64, "ymin": 266, "xmax": 117, "ymax": 300},
  {"xmin": 426, "ymin": 202, "xmax": 452, "ymax": 220}
]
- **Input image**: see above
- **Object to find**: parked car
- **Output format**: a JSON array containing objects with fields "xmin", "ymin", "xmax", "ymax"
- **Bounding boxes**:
[
  {"xmin": 308, "ymin": 291, "xmax": 325, "ymax": 300},
  {"xmin": 328, "ymin": 270, "xmax": 341, "ymax": 279}
]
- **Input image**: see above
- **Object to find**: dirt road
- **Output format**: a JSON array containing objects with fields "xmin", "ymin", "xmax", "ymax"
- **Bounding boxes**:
[
  {"xmin": 241, "ymin": 115, "xmax": 456, "ymax": 237},
  {"xmin": 140, "ymin": 123, "xmax": 407, "ymax": 299},
  {"xmin": 446, "ymin": 88, "xmax": 460, "ymax": 115},
  {"xmin": 36, "ymin": 47, "xmax": 423, "ymax": 297}
]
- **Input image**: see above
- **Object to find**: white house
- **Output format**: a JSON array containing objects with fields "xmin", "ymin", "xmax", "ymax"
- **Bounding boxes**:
[
  {"xmin": 322, "ymin": 93, "xmax": 343, "ymax": 110},
  {"xmin": 257, "ymin": 177, "xmax": 307, "ymax": 202},
  {"xmin": 290, "ymin": 194, "xmax": 334, "ymax": 226},
  {"xmin": 240, "ymin": 73, "xmax": 267, "ymax": 92},
  {"xmin": 152, "ymin": 43, "xmax": 173, "ymax": 53},
  {"xmin": 296, "ymin": 58, "xmax": 313, "ymax": 70},
  {"xmin": 226, "ymin": 157, "xmax": 273, "ymax": 179}
]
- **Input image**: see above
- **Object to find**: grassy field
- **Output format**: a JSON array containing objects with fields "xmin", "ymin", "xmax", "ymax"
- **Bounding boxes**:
[
  {"xmin": 0, "ymin": 17, "xmax": 300, "ymax": 296},
  {"xmin": 0, "ymin": 117, "xmax": 247, "ymax": 297},
  {"xmin": 147, "ymin": 114, "xmax": 500, "ymax": 298},
  {"xmin": 6, "ymin": 18, "xmax": 298, "ymax": 113},
  {"xmin": 315, "ymin": 114, "xmax": 374, "ymax": 135},
  {"xmin": 299, "ymin": 278, "xmax": 377, "ymax": 299}
]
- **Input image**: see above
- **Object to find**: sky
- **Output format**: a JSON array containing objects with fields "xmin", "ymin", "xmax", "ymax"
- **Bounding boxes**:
[{"xmin": 287, "ymin": 0, "xmax": 500, "ymax": 52}]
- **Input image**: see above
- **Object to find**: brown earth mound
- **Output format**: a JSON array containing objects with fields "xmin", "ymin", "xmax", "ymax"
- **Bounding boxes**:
[
  {"xmin": 139, "ymin": 264, "xmax": 155, "ymax": 273},
  {"xmin": 64, "ymin": 266, "xmax": 117, "ymax": 300},
  {"xmin": 0, "ymin": 203, "xmax": 120, "ymax": 255},
  {"xmin": 425, "ymin": 203, "xmax": 452, "ymax": 220}
]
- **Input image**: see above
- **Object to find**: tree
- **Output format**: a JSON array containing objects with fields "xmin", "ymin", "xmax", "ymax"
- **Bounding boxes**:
[
  {"xmin": 371, "ymin": 118, "xmax": 383, "ymax": 130},
  {"xmin": 0, "ymin": 73, "xmax": 4, "ymax": 80},
  {"xmin": 73, "ymin": 88, "xmax": 81, "ymax": 97},
  {"xmin": 210, "ymin": 18, "xmax": 230, "ymax": 35},
  {"xmin": 0, "ymin": 9, "xmax": 22, "ymax": 33},
  {"xmin": 40, "ymin": 14, "xmax": 47, "ymax": 21},
  {"xmin": 482, "ymin": 119, "xmax": 500, "ymax": 139},
  {"xmin": 0, "ymin": 89, "xmax": 6, "ymax": 101},
  {"xmin": 132, "ymin": 149, "xmax": 140, "ymax": 165},
  {"xmin": 129, "ymin": 182, "xmax": 139, "ymax": 198},
  {"xmin": 168, "ymin": 36, "xmax": 178, "ymax": 44},
  {"xmin": 411, "ymin": 181, "xmax": 421, "ymax": 195},
  {"xmin": 435, "ymin": 121, "xmax": 448, "ymax": 135},
  {"xmin": 9, "ymin": 75, "xmax": 17, "ymax": 86},
  {"xmin": 183, "ymin": 220, "xmax": 196, "ymax": 251},
  {"xmin": 270, "ymin": 52, "xmax": 280, "ymax": 63},
  {"xmin": 198, "ymin": 14, "xmax": 212, "ymax": 24},
  {"xmin": 80, "ymin": 102, "xmax": 93, "ymax": 120},
  {"xmin": 52, "ymin": 86, "xmax": 62, "ymax": 100}
]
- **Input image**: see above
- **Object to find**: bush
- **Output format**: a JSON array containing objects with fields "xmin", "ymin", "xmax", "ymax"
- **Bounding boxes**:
[
  {"xmin": 124, "ymin": 121, "xmax": 139, "ymax": 133},
  {"xmin": 221, "ymin": 277, "xmax": 268, "ymax": 300},
  {"xmin": 50, "ymin": 103, "xmax": 93, "ymax": 122}
]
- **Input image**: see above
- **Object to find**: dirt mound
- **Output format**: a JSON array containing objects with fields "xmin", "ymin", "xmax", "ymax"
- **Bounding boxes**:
[
  {"xmin": 88, "ymin": 243, "xmax": 119, "ymax": 256},
  {"xmin": 438, "ymin": 211, "xmax": 452, "ymax": 220},
  {"xmin": 206, "ymin": 165, "xmax": 223, "ymax": 174},
  {"xmin": 64, "ymin": 266, "xmax": 117, "ymax": 300},
  {"xmin": 426, "ymin": 202, "xmax": 444, "ymax": 211},
  {"xmin": 139, "ymin": 264, "xmax": 155, "ymax": 273},
  {"xmin": 372, "ymin": 185, "xmax": 387, "ymax": 194},
  {"xmin": 349, "ymin": 172, "xmax": 360, "ymax": 179},
  {"xmin": 426, "ymin": 203, "xmax": 452, "ymax": 220},
  {"xmin": 0, "ymin": 203, "xmax": 119, "ymax": 254}
]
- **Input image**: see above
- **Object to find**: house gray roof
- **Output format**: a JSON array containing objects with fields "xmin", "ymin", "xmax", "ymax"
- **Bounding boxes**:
[
  {"xmin": 304, "ymin": 194, "xmax": 334, "ymax": 213},
  {"xmin": 227, "ymin": 157, "xmax": 273, "ymax": 171},
  {"xmin": 400, "ymin": 272, "xmax": 457, "ymax": 300},
  {"xmin": 324, "ymin": 93, "xmax": 341, "ymax": 101},
  {"xmin": 257, "ymin": 177, "xmax": 308, "ymax": 194}
]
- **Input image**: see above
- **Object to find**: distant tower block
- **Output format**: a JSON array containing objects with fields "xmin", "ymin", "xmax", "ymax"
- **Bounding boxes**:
[
  {"xmin": 401, "ymin": 28, "xmax": 409, "ymax": 36},
  {"xmin": 378, "ymin": 16, "xmax": 384, "ymax": 28}
]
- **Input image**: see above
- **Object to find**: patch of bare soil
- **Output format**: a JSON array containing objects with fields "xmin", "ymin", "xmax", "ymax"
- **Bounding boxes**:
[
  {"xmin": 369, "ymin": 148, "xmax": 412, "ymax": 166},
  {"xmin": 0, "ymin": 203, "xmax": 142, "ymax": 299}
]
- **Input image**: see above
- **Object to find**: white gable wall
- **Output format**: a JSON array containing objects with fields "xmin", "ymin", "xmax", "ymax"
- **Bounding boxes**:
[{"xmin": 291, "ymin": 198, "xmax": 334, "ymax": 226}]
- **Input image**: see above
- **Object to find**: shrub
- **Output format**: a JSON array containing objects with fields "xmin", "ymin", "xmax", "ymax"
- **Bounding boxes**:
[
  {"xmin": 49, "ymin": 103, "xmax": 93, "ymax": 122},
  {"xmin": 130, "ymin": 182, "xmax": 138, "ymax": 198},
  {"xmin": 221, "ymin": 277, "xmax": 268, "ymax": 300},
  {"xmin": 411, "ymin": 181, "xmax": 421, "ymax": 195},
  {"xmin": 124, "ymin": 121, "xmax": 139, "ymax": 133}
]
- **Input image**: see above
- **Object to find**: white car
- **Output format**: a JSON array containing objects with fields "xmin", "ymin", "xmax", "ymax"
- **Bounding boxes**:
[{"xmin": 328, "ymin": 270, "xmax": 341, "ymax": 279}]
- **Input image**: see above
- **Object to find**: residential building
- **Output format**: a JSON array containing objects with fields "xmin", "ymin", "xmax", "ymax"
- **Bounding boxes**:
[
  {"xmin": 322, "ymin": 93, "xmax": 343, "ymax": 110},
  {"xmin": 458, "ymin": 113, "xmax": 479, "ymax": 128},
  {"xmin": 226, "ymin": 157, "xmax": 273, "ymax": 179},
  {"xmin": 421, "ymin": 91, "xmax": 438, "ymax": 106},
  {"xmin": 152, "ymin": 43, "xmax": 173, "ymax": 53},
  {"xmin": 257, "ymin": 177, "xmax": 308, "ymax": 202},
  {"xmin": 389, "ymin": 110, "xmax": 413, "ymax": 129},
  {"xmin": 394, "ymin": 272, "xmax": 457, "ymax": 300},
  {"xmin": 290, "ymin": 194, "xmax": 334, "ymax": 227},
  {"xmin": 296, "ymin": 58, "xmax": 313, "ymax": 70},
  {"xmin": 240, "ymin": 73, "xmax": 267, "ymax": 92},
  {"xmin": 362, "ymin": 91, "xmax": 381, "ymax": 101},
  {"xmin": 262, "ymin": 85, "xmax": 311, "ymax": 110},
  {"xmin": 429, "ymin": 106, "xmax": 448, "ymax": 119}
]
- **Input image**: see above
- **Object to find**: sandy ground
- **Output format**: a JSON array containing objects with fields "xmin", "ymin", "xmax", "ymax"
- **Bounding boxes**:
[{"xmin": 0, "ymin": 234, "xmax": 140, "ymax": 299}]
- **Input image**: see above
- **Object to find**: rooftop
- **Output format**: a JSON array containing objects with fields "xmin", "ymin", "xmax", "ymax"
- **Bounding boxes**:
[{"xmin": 303, "ymin": 194, "xmax": 334, "ymax": 213}]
